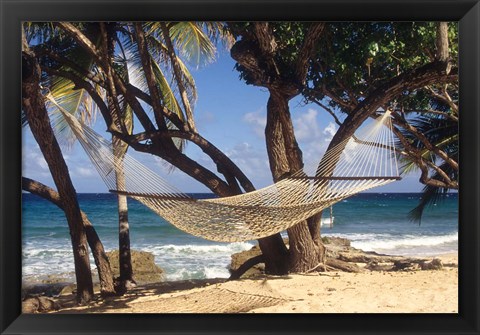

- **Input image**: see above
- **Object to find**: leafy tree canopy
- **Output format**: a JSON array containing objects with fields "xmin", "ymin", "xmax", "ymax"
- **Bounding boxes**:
[{"xmin": 306, "ymin": 22, "xmax": 457, "ymax": 112}]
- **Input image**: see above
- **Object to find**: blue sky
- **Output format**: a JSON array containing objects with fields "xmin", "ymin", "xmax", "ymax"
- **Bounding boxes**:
[{"xmin": 22, "ymin": 50, "xmax": 424, "ymax": 193}]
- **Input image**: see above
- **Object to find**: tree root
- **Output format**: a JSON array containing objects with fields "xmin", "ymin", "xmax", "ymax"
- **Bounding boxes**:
[{"xmin": 229, "ymin": 255, "xmax": 265, "ymax": 280}]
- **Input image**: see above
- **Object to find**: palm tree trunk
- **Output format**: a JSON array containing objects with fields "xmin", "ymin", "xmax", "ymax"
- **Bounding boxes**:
[
  {"xmin": 22, "ymin": 50, "xmax": 94, "ymax": 304},
  {"xmin": 113, "ymin": 136, "xmax": 134, "ymax": 287},
  {"xmin": 102, "ymin": 22, "xmax": 135, "ymax": 290}
]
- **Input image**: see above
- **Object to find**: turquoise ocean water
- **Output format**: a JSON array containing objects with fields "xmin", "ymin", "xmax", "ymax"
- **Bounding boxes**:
[{"xmin": 22, "ymin": 192, "xmax": 458, "ymax": 283}]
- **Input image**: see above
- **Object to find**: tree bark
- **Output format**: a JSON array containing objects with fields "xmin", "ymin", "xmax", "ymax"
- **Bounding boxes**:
[
  {"xmin": 265, "ymin": 92, "xmax": 325, "ymax": 273},
  {"xmin": 258, "ymin": 235, "xmax": 289, "ymax": 274},
  {"xmin": 436, "ymin": 22, "xmax": 449, "ymax": 63},
  {"xmin": 113, "ymin": 137, "xmax": 134, "ymax": 287},
  {"xmin": 22, "ymin": 50, "xmax": 94, "ymax": 304},
  {"xmin": 22, "ymin": 177, "xmax": 116, "ymax": 296}
]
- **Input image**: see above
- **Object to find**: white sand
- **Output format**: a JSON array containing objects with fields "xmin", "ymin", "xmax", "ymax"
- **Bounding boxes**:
[{"xmin": 53, "ymin": 253, "xmax": 457, "ymax": 314}]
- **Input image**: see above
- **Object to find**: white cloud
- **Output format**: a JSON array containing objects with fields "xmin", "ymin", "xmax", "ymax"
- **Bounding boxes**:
[
  {"xmin": 186, "ymin": 140, "xmax": 272, "ymax": 189},
  {"xmin": 322, "ymin": 122, "xmax": 337, "ymax": 142},
  {"xmin": 74, "ymin": 166, "xmax": 96, "ymax": 177},
  {"xmin": 241, "ymin": 107, "xmax": 342, "ymax": 176},
  {"xmin": 22, "ymin": 145, "xmax": 50, "ymax": 177},
  {"xmin": 226, "ymin": 142, "xmax": 268, "ymax": 169},
  {"xmin": 224, "ymin": 142, "xmax": 271, "ymax": 187},
  {"xmin": 291, "ymin": 110, "xmax": 339, "ymax": 172},
  {"xmin": 243, "ymin": 109, "xmax": 266, "ymax": 138},
  {"xmin": 293, "ymin": 109, "xmax": 321, "ymax": 142},
  {"xmin": 36, "ymin": 156, "xmax": 49, "ymax": 170}
]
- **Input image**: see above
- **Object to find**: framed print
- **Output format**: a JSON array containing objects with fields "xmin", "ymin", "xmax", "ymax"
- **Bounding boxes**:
[{"xmin": 1, "ymin": 0, "xmax": 479, "ymax": 334}]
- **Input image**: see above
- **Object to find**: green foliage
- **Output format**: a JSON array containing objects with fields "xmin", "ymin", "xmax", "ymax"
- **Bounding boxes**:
[
  {"xmin": 307, "ymin": 22, "xmax": 458, "ymax": 112},
  {"xmin": 25, "ymin": 23, "xmax": 103, "ymax": 147},
  {"xmin": 396, "ymin": 94, "xmax": 458, "ymax": 222}
]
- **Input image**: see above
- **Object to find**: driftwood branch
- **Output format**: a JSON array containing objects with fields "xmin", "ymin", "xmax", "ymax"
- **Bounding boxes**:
[
  {"xmin": 229, "ymin": 255, "xmax": 265, "ymax": 280},
  {"xmin": 22, "ymin": 177, "xmax": 116, "ymax": 296}
]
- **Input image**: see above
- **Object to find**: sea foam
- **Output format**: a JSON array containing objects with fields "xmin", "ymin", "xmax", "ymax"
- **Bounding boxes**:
[
  {"xmin": 328, "ymin": 232, "xmax": 458, "ymax": 256},
  {"xmin": 144, "ymin": 242, "xmax": 255, "ymax": 280}
]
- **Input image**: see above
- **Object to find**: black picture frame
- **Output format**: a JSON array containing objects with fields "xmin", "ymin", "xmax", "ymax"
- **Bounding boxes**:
[{"xmin": 1, "ymin": 0, "xmax": 479, "ymax": 334}]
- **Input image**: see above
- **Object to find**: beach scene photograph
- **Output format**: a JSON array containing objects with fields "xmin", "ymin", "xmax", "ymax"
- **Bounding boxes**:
[{"xmin": 21, "ymin": 21, "xmax": 458, "ymax": 314}]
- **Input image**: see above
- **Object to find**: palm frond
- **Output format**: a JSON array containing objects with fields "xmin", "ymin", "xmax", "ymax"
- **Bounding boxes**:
[
  {"xmin": 119, "ymin": 25, "xmax": 197, "ymax": 109},
  {"xmin": 115, "ymin": 58, "xmax": 134, "ymax": 136},
  {"xmin": 24, "ymin": 22, "xmax": 59, "ymax": 45},
  {"xmin": 29, "ymin": 23, "xmax": 104, "ymax": 148},
  {"xmin": 197, "ymin": 22, "xmax": 236, "ymax": 50},
  {"xmin": 408, "ymin": 161, "xmax": 457, "ymax": 223},
  {"xmin": 47, "ymin": 78, "xmax": 99, "ymax": 148},
  {"xmin": 408, "ymin": 184, "xmax": 447, "ymax": 224},
  {"xmin": 151, "ymin": 58, "xmax": 185, "ymax": 121},
  {"xmin": 167, "ymin": 22, "xmax": 217, "ymax": 68},
  {"xmin": 146, "ymin": 34, "xmax": 198, "ymax": 104}
]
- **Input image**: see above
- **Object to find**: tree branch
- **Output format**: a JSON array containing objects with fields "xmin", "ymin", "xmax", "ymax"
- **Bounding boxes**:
[
  {"xmin": 126, "ymin": 84, "xmax": 187, "ymax": 131},
  {"xmin": 435, "ymin": 22, "xmax": 449, "ymax": 63},
  {"xmin": 391, "ymin": 124, "xmax": 456, "ymax": 188},
  {"xmin": 425, "ymin": 85, "xmax": 458, "ymax": 116},
  {"xmin": 56, "ymin": 22, "xmax": 106, "ymax": 66},
  {"xmin": 42, "ymin": 67, "xmax": 113, "ymax": 129},
  {"xmin": 307, "ymin": 86, "xmax": 356, "ymax": 112},
  {"xmin": 57, "ymin": 21, "xmax": 157, "ymax": 134},
  {"xmin": 22, "ymin": 177, "xmax": 116, "ymax": 296},
  {"xmin": 309, "ymin": 97, "xmax": 343, "ymax": 127},
  {"xmin": 319, "ymin": 60, "xmax": 457, "ymax": 180},
  {"xmin": 34, "ymin": 46, "xmax": 106, "ymax": 87},
  {"xmin": 229, "ymin": 255, "xmax": 264, "ymax": 280},
  {"xmin": 100, "ymin": 22, "xmax": 128, "ymax": 134},
  {"xmin": 395, "ymin": 107, "xmax": 458, "ymax": 122},
  {"xmin": 390, "ymin": 110, "xmax": 458, "ymax": 171},
  {"xmin": 113, "ymin": 129, "xmax": 256, "ymax": 193},
  {"xmin": 294, "ymin": 22, "xmax": 325, "ymax": 84}
]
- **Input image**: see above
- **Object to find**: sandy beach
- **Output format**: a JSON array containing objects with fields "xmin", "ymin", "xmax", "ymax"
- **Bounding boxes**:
[{"xmin": 34, "ymin": 253, "xmax": 457, "ymax": 314}]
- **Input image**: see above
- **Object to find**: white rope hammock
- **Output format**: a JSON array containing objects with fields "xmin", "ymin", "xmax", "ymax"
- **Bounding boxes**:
[{"xmin": 52, "ymin": 99, "xmax": 400, "ymax": 242}]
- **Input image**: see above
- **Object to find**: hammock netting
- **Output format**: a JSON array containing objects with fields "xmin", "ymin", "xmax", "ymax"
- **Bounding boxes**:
[{"xmin": 55, "ymin": 103, "xmax": 400, "ymax": 242}]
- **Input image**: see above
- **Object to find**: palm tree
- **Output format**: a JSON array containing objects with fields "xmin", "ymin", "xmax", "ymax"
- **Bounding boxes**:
[
  {"xmin": 23, "ymin": 24, "xmax": 118, "ymax": 300},
  {"xmin": 22, "ymin": 40, "xmax": 95, "ymax": 303},
  {"xmin": 395, "ymin": 85, "xmax": 458, "ymax": 222},
  {"xmin": 26, "ymin": 21, "xmax": 231, "ymax": 289},
  {"xmin": 108, "ymin": 23, "xmax": 231, "ymax": 287},
  {"xmin": 26, "ymin": 22, "xmax": 144, "ymax": 291}
]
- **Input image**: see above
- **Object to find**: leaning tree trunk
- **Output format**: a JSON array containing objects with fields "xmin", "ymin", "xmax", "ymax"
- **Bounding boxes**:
[
  {"xmin": 265, "ymin": 91, "xmax": 326, "ymax": 273},
  {"xmin": 22, "ymin": 50, "xmax": 94, "ymax": 304},
  {"xmin": 22, "ymin": 177, "xmax": 116, "ymax": 296}
]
